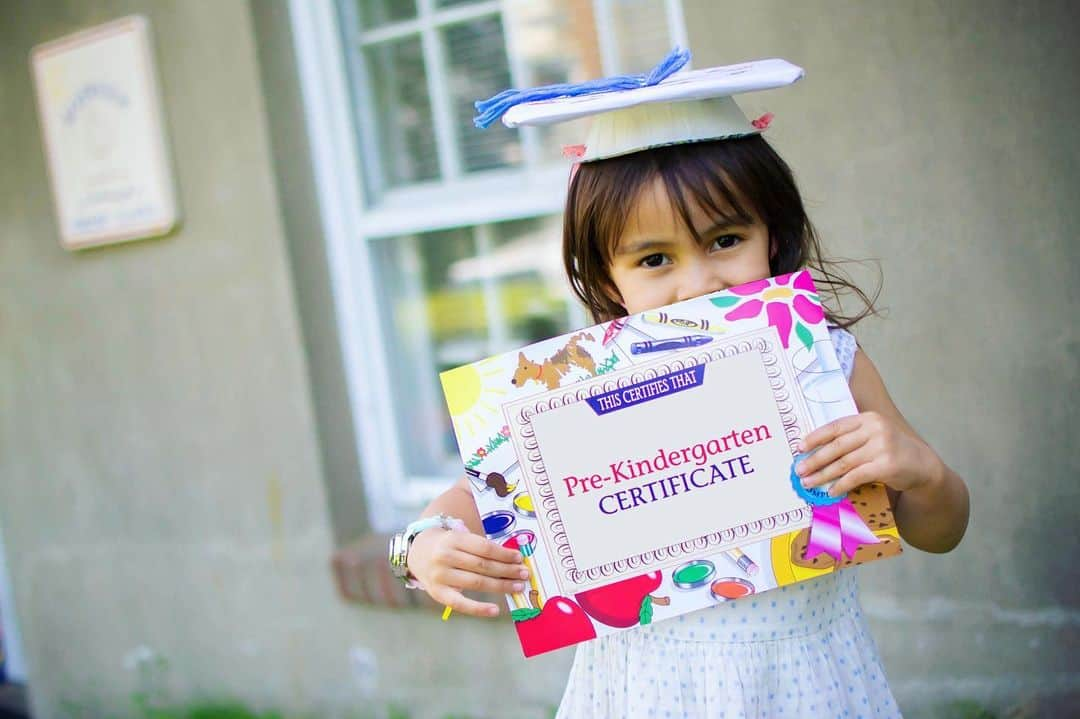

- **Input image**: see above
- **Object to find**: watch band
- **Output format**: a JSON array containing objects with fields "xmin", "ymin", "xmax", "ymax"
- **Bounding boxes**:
[{"xmin": 388, "ymin": 514, "xmax": 467, "ymax": 588}]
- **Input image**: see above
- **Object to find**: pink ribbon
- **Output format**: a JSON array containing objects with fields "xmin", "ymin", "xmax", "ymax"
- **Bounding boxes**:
[
  {"xmin": 804, "ymin": 498, "xmax": 880, "ymax": 562},
  {"xmin": 563, "ymin": 145, "xmax": 587, "ymax": 189}
]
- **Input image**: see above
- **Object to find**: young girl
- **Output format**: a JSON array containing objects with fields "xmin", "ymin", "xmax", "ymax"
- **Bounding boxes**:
[{"xmin": 400, "ymin": 54, "xmax": 969, "ymax": 718}]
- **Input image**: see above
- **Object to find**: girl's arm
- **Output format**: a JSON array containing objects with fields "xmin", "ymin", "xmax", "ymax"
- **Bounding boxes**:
[
  {"xmin": 420, "ymin": 475, "xmax": 486, "ymax": 533},
  {"xmin": 797, "ymin": 349, "xmax": 970, "ymax": 553},
  {"xmin": 405, "ymin": 477, "xmax": 529, "ymax": 617}
]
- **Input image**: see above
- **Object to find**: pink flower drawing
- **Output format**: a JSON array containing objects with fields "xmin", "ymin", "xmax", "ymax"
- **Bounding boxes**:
[{"xmin": 709, "ymin": 270, "xmax": 824, "ymax": 350}]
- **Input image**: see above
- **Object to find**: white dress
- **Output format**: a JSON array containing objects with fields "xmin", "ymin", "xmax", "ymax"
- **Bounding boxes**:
[{"xmin": 556, "ymin": 329, "xmax": 902, "ymax": 719}]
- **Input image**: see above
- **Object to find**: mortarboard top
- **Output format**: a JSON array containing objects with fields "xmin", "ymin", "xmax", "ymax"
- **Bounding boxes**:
[{"xmin": 476, "ymin": 52, "xmax": 804, "ymax": 163}]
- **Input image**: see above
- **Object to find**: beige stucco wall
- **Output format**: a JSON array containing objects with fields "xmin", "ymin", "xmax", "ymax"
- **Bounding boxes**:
[
  {"xmin": 0, "ymin": 2, "xmax": 571, "ymax": 717},
  {"xmin": 0, "ymin": 0, "xmax": 347, "ymax": 714},
  {"xmin": 1, "ymin": 1, "xmax": 1076, "ymax": 718},
  {"xmin": 684, "ymin": 0, "xmax": 1080, "ymax": 713}
]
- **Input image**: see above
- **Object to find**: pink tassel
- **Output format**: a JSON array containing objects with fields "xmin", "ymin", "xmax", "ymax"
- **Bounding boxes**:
[
  {"xmin": 562, "ymin": 144, "xmax": 587, "ymax": 159},
  {"xmin": 568, "ymin": 162, "xmax": 582, "ymax": 187},
  {"xmin": 751, "ymin": 112, "xmax": 774, "ymax": 130}
]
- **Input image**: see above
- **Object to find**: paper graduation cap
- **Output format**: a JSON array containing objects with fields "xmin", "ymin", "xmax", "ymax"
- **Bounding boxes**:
[{"xmin": 474, "ymin": 49, "xmax": 804, "ymax": 163}]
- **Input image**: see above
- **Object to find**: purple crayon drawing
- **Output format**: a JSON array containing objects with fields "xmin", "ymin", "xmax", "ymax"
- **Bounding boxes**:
[{"xmin": 629, "ymin": 334, "xmax": 713, "ymax": 355}]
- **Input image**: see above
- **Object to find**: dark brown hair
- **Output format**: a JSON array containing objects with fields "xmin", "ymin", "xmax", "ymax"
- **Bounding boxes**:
[{"xmin": 563, "ymin": 135, "xmax": 880, "ymax": 326}]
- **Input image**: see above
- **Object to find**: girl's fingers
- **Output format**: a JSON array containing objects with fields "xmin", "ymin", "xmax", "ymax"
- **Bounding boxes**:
[
  {"xmin": 796, "ymin": 426, "xmax": 870, "ymax": 479},
  {"xmin": 441, "ymin": 568, "xmax": 529, "ymax": 595},
  {"xmin": 455, "ymin": 532, "xmax": 525, "ymax": 565},
  {"xmin": 802, "ymin": 444, "xmax": 876, "ymax": 488},
  {"xmin": 449, "ymin": 550, "xmax": 531, "ymax": 581},
  {"xmin": 431, "ymin": 586, "xmax": 502, "ymax": 618},
  {"xmin": 800, "ymin": 415, "xmax": 863, "ymax": 453},
  {"xmin": 825, "ymin": 462, "xmax": 879, "ymax": 497},
  {"xmin": 816, "ymin": 449, "xmax": 876, "ymax": 487}
]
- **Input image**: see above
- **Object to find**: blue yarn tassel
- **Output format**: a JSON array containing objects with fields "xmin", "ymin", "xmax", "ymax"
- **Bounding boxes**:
[{"xmin": 473, "ymin": 47, "xmax": 691, "ymax": 129}]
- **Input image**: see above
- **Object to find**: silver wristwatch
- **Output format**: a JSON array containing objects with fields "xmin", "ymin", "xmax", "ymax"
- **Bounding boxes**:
[{"xmin": 388, "ymin": 514, "xmax": 464, "ymax": 585}]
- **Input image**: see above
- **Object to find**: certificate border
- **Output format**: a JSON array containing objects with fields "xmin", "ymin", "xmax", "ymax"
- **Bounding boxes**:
[{"xmin": 504, "ymin": 327, "xmax": 815, "ymax": 595}]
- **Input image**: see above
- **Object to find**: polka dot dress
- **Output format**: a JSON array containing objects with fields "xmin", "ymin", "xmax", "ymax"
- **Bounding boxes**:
[{"xmin": 555, "ymin": 329, "xmax": 901, "ymax": 719}]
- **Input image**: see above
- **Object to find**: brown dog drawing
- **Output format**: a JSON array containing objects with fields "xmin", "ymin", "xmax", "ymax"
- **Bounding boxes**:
[{"xmin": 511, "ymin": 332, "xmax": 597, "ymax": 390}]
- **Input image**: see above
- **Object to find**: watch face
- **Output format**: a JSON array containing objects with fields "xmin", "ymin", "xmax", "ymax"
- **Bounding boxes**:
[{"xmin": 388, "ymin": 533, "xmax": 406, "ymax": 575}]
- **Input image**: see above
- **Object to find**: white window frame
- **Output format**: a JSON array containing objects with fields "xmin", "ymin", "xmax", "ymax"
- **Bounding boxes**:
[{"xmin": 289, "ymin": 0, "xmax": 687, "ymax": 531}]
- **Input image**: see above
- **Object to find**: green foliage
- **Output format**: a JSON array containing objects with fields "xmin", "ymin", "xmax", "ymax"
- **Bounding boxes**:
[
  {"xmin": 938, "ymin": 701, "xmax": 999, "ymax": 719},
  {"xmin": 60, "ymin": 696, "xmax": 569, "ymax": 719},
  {"xmin": 135, "ymin": 701, "xmax": 286, "ymax": 719},
  {"xmin": 387, "ymin": 704, "xmax": 412, "ymax": 719}
]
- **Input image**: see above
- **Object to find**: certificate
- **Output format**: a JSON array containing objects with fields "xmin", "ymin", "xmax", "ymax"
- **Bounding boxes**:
[{"xmin": 441, "ymin": 271, "xmax": 901, "ymax": 657}]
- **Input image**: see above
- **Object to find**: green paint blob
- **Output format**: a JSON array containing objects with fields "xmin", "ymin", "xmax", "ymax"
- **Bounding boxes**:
[{"xmin": 673, "ymin": 563, "xmax": 712, "ymax": 584}]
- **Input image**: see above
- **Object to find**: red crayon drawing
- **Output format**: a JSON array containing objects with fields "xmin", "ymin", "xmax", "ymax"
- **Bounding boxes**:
[{"xmin": 575, "ymin": 571, "xmax": 670, "ymax": 628}]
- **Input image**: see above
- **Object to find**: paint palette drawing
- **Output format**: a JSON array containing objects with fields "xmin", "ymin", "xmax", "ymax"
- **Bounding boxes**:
[{"xmin": 440, "ymin": 271, "xmax": 901, "ymax": 658}]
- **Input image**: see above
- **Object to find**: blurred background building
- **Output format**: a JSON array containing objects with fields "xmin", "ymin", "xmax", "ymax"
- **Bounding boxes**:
[{"xmin": 0, "ymin": 1, "xmax": 1077, "ymax": 717}]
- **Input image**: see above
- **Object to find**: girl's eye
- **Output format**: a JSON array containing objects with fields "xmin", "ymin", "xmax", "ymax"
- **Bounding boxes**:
[
  {"xmin": 639, "ymin": 253, "xmax": 671, "ymax": 268},
  {"xmin": 711, "ymin": 235, "xmax": 741, "ymax": 250}
]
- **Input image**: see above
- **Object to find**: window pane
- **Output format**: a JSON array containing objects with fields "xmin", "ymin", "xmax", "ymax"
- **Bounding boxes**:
[
  {"xmin": 443, "ymin": 17, "xmax": 522, "ymax": 172},
  {"xmin": 610, "ymin": 0, "xmax": 672, "ymax": 74},
  {"xmin": 371, "ymin": 227, "xmax": 480, "ymax": 477},
  {"xmin": 435, "ymin": 0, "xmax": 481, "ymax": 7},
  {"xmin": 358, "ymin": 0, "xmax": 417, "ymax": 29},
  {"xmin": 371, "ymin": 217, "xmax": 572, "ymax": 478},
  {"xmin": 365, "ymin": 37, "xmax": 441, "ymax": 187},
  {"xmin": 488, "ymin": 217, "xmax": 572, "ymax": 348},
  {"xmin": 503, "ymin": 0, "xmax": 602, "ymax": 162}
]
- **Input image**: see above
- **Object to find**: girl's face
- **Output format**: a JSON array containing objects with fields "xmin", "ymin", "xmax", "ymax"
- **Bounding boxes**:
[{"xmin": 606, "ymin": 177, "xmax": 772, "ymax": 315}]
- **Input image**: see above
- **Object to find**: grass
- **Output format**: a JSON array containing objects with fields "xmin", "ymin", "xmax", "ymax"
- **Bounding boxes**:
[
  {"xmin": 57, "ymin": 691, "xmax": 558, "ymax": 719},
  {"xmin": 933, "ymin": 700, "xmax": 1000, "ymax": 719},
  {"xmin": 140, "ymin": 704, "xmax": 283, "ymax": 719}
]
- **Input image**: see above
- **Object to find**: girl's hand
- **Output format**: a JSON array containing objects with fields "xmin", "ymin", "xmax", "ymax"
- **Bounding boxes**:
[
  {"xmin": 407, "ymin": 527, "xmax": 530, "ymax": 618},
  {"xmin": 804, "ymin": 349, "xmax": 969, "ymax": 554},
  {"xmin": 795, "ymin": 410, "xmax": 944, "ymax": 497}
]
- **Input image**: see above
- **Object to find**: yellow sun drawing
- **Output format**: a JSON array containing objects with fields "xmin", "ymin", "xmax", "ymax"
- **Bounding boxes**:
[{"xmin": 440, "ymin": 359, "xmax": 507, "ymax": 441}]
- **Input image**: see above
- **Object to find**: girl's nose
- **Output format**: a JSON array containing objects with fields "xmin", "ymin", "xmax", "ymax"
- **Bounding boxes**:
[{"xmin": 677, "ymin": 264, "xmax": 724, "ymax": 302}]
